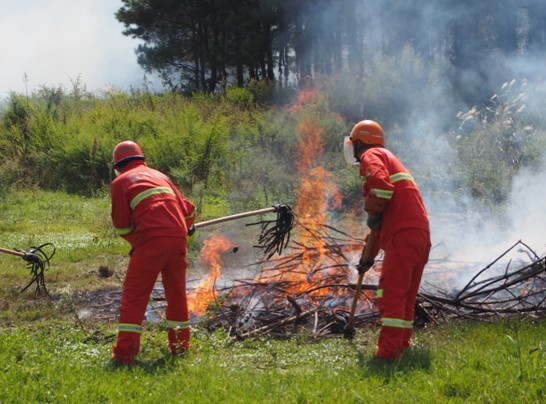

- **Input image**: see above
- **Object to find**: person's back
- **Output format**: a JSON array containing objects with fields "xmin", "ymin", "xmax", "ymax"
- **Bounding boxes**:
[
  {"xmin": 359, "ymin": 146, "xmax": 429, "ymax": 244},
  {"xmin": 111, "ymin": 160, "xmax": 193, "ymax": 248}
]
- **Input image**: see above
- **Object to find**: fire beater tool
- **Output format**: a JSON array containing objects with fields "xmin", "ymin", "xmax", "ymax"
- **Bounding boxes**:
[
  {"xmin": 0, "ymin": 243, "xmax": 56, "ymax": 297},
  {"xmin": 344, "ymin": 231, "xmax": 376, "ymax": 338},
  {"xmin": 194, "ymin": 204, "xmax": 296, "ymax": 258}
]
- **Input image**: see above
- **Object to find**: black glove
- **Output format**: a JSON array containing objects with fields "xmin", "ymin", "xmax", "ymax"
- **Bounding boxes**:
[
  {"xmin": 356, "ymin": 257, "xmax": 375, "ymax": 274},
  {"xmin": 188, "ymin": 225, "xmax": 196, "ymax": 237},
  {"xmin": 366, "ymin": 213, "xmax": 382, "ymax": 231}
]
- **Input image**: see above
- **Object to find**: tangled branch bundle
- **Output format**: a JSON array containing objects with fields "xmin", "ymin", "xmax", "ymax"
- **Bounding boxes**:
[
  {"xmin": 19, "ymin": 243, "xmax": 56, "ymax": 297},
  {"xmin": 249, "ymin": 204, "xmax": 296, "ymax": 258}
]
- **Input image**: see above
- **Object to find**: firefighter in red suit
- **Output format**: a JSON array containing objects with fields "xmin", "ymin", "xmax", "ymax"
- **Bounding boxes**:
[
  {"xmin": 344, "ymin": 120, "xmax": 431, "ymax": 363},
  {"xmin": 110, "ymin": 141, "xmax": 196, "ymax": 365}
]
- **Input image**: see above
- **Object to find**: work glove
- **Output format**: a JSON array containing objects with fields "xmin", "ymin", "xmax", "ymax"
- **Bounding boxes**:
[
  {"xmin": 356, "ymin": 256, "xmax": 374, "ymax": 274},
  {"xmin": 187, "ymin": 225, "xmax": 196, "ymax": 237},
  {"xmin": 355, "ymin": 232, "xmax": 380, "ymax": 274},
  {"xmin": 356, "ymin": 233, "xmax": 377, "ymax": 274},
  {"xmin": 366, "ymin": 213, "xmax": 382, "ymax": 231}
]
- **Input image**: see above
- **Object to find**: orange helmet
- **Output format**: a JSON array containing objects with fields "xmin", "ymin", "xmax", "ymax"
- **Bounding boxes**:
[
  {"xmin": 113, "ymin": 141, "xmax": 145, "ymax": 169},
  {"xmin": 350, "ymin": 120, "xmax": 384, "ymax": 146}
]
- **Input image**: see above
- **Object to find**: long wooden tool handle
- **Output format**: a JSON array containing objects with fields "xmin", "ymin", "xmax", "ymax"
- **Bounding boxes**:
[
  {"xmin": 0, "ymin": 247, "xmax": 26, "ymax": 258},
  {"xmin": 347, "ymin": 231, "xmax": 376, "ymax": 328},
  {"xmin": 194, "ymin": 206, "xmax": 278, "ymax": 229}
]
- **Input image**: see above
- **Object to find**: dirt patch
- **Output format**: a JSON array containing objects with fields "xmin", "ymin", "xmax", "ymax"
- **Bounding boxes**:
[{"xmin": 73, "ymin": 288, "xmax": 122, "ymax": 323}]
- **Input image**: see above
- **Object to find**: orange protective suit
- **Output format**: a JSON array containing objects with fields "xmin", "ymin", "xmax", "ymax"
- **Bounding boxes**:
[
  {"xmin": 111, "ymin": 160, "xmax": 196, "ymax": 365},
  {"xmin": 360, "ymin": 147, "xmax": 430, "ymax": 360}
]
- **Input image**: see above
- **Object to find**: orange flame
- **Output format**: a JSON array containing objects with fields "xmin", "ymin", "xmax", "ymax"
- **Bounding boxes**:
[
  {"xmin": 257, "ymin": 87, "xmax": 348, "ymax": 297},
  {"xmin": 191, "ymin": 86, "xmax": 366, "ymax": 315},
  {"xmin": 188, "ymin": 235, "xmax": 234, "ymax": 315},
  {"xmin": 289, "ymin": 88, "xmax": 325, "ymax": 115}
]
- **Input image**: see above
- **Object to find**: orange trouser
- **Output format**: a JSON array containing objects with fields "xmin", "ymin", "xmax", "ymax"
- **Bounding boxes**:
[
  {"xmin": 112, "ymin": 237, "xmax": 190, "ymax": 364},
  {"xmin": 375, "ymin": 228, "xmax": 430, "ymax": 359}
]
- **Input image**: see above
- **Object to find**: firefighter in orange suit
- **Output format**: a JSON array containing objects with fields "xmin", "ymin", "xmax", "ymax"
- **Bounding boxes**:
[
  {"xmin": 110, "ymin": 141, "xmax": 196, "ymax": 365},
  {"xmin": 344, "ymin": 120, "xmax": 431, "ymax": 363}
]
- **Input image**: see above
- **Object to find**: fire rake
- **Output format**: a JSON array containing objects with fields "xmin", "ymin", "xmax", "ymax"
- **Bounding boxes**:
[
  {"xmin": 0, "ymin": 243, "xmax": 56, "ymax": 297},
  {"xmin": 194, "ymin": 204, "xmax": 296, "ymax": 258}
]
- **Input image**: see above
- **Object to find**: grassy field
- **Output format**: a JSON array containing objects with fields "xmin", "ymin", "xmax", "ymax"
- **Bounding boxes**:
[
  {"xmin": 1, "ymin": 317, "xmax": 545, "ymax": 402},
  {"xmin": 1, "ymin": 191, "xmax": 545, "ymax": 403}
]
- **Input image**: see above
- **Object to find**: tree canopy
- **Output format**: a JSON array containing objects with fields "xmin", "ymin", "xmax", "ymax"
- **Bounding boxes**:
[{"xmin": 117, "ymin": 0, "xmax": 546, "ymax": 105}]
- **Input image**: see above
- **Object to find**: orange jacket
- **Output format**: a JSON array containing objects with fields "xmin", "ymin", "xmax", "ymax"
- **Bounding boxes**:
[
  {"xmin": 111, "ymin": 160, "xmax": 196, "ymax": 250},
  {"xmin": 360, "ymin": 147, "xmax": 429, "ymax": 244}
]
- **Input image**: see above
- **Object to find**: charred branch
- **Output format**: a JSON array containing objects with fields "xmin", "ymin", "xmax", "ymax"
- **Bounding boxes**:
[{"xmin": 202, "ymin": 227, "xmax": 546, "ymax": 339}]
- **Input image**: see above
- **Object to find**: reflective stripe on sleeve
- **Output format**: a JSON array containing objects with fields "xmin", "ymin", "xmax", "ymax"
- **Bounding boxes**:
[
  {"xmin": 130, "ymin": 187, "xmax": 176, "ymax": 210},
  {"xmin": 381, "ymin": 317, "xmax": 413, "ymax": 329},
  {"xmin": 185, "ymin": 210, "xmax": 196, "ymax": 221},
  {"xmin": 389, "ymin": 172, "xmax": 414, "ymax": 183},
  {"xmin": 166, "ymin": 320, "xmax": 190, "ymax": 329},
  {"xmin": 371, "ymin": 188, "xmax": 393, "ymax": 199},
  {"xmin": 118, "ymin": 323, "xmax": 143, "ymax": 333},
  {"xmin": 115, "ymin": 226, "xmax": 134, "ymax": 236},
  {"xmin": 371, "ymin": 172, "xmax": 415, "ymax": 199}
]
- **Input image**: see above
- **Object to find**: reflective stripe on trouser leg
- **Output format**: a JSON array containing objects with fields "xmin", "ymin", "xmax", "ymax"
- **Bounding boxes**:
[
  {"xmin": 167, "ymin": 320, "xmax": 190, "ymax": 354},
  {"xmin": 159, "ymin": 239, "xmax": 190, "ymax": 354},
  {"xmin": 375, "ymin": 229, "xmax": 429, "ymax": 359},
  {"xmin": 118, "ymin": 323, "xmax": 143, "ymax": 333},
  {"xmin": 112, "ymin": 324, "xmax": 143, "ymax": 363},
  {"xmin": 381, "ymin": 318, "xmax": 413, "ymax": 328}
]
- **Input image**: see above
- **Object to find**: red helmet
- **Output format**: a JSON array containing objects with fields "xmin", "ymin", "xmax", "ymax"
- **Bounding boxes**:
[
  {"xmin": 350, "ymin": 120, "xmax": 384, "ymax": 146},
  {"xmin": 112, "ymin": 141, "xmax": 145, "ymax": 169}
]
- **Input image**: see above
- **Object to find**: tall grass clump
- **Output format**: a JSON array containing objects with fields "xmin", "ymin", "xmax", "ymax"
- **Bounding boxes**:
[{"xmin": 451, "ymin": 78, "xmax": 545, "ymax": 208}]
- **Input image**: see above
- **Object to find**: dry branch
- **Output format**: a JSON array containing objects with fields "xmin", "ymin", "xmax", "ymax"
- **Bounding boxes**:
[{"xmin": 201, "ymin": 223, "xmax": 546, "ymax": 338}]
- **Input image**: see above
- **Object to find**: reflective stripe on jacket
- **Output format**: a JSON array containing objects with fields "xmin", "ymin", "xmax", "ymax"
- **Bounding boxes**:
[
  {"xmin": 360, "ymin": 147, "xmax": 429, "ymax": 243},
  {"xmin": 111, "ymin": 160, "xmax": 196, "ymax": 249}
]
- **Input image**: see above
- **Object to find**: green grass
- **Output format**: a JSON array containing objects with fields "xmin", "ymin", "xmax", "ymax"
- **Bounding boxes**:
[
  {"xmin": 0, "ymin": 319, "xmax": 545, "ymax": 402},
  {"xmin": 1, "ymin": 190, "xmax": 545, "ymax": 402}
]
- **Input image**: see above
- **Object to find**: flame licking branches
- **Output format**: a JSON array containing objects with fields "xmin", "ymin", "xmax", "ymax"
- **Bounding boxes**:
[
  {"xmin": 191, "ymin": 86, "xmax": 370, "ymax": 326},
  {"xmin": 258, "ymin": 88, "xmax": 350, "ymax": 299},
  {"xmin": 294, "ymin": 118, "xmax": 342, "ymax": 226},
  {"xmin": 187, "ymin": 235, "xmax": 234, "ymax": 315},
  {"xmin": 291, "ymin": 88, "xmax": 344, "ymax": 276}
]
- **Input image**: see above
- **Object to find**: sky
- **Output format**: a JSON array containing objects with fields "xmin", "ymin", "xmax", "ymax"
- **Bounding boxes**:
[{"xmin": 0, "ymin": 0, "xmax": 154, "ymax": 99}]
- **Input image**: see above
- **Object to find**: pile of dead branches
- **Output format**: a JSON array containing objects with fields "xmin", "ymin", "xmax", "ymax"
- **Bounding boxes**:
[
  {"xmin": 419, "ymin": 240, "xmax": 546, "ymax": 322},
  {"xmin": 97, "ymin": 219, "xmax": 545, "ymax": 338},
  {"xmin": 201, "ymin": 225, "xmax": 546, "ymax": 339},
  {"xmin": 201, "ymin": 222, "xmax": 378, "ymax": 338}
]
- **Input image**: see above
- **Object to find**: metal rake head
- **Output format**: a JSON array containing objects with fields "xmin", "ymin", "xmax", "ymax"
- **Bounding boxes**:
[
  {"xmin": 19, "ymin": 243, "xmax": 56, "ymax": 298},
  {"xmin": 250, "ymin": 204, "xmax": 296, "ymax": 259}
]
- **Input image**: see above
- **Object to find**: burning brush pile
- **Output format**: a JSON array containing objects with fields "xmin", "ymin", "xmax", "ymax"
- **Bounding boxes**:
[
  {"xmin": 184, "ymin": 113, "xmax": 380, "ymax": 338},
  {"xmin": 191, "ymin": 222, "xmax": 376, "ymax": 339},
  {"xmin": 187, "ymin": 222, "xmax": 546, "ymax": 339}
]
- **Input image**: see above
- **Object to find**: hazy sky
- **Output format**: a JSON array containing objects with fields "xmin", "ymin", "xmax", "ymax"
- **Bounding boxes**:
[{"xmin": 0, "ymin": 0, "xmax": 153, "ymax": 99}]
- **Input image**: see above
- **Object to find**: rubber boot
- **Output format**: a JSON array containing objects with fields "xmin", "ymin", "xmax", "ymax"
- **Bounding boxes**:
[{"xmin": 112, "ymin": 331, "xmax": 140, "ymax": 365}]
